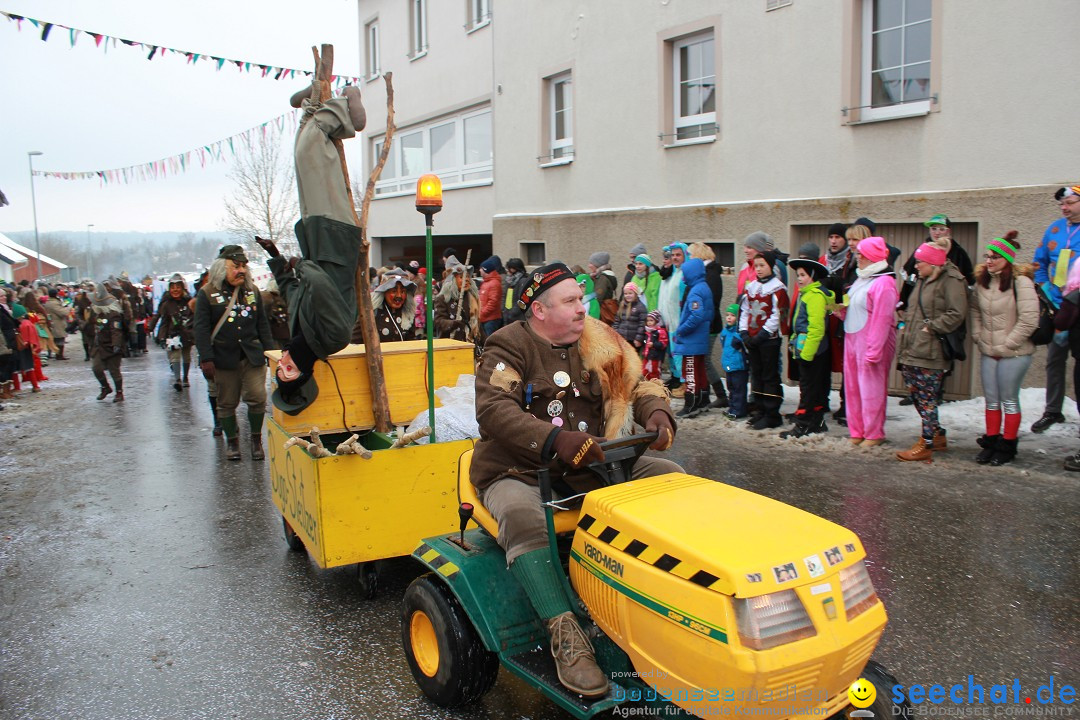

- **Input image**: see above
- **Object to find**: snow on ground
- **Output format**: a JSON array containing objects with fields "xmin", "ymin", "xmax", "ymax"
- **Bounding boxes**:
[{"xmin": 688, "ymin": 386, "xmax": 1080, "ymax": 481}]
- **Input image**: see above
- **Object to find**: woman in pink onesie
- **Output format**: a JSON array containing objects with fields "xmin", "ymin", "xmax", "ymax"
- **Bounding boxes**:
[{"xmin": 842, "ymin": 236, "xmax": 898, "ymax": 446}]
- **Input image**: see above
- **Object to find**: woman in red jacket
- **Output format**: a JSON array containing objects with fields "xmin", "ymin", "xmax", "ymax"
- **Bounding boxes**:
[{"xmin": 478, "ymin": 255, "xmax": 505, "ymax": 338}]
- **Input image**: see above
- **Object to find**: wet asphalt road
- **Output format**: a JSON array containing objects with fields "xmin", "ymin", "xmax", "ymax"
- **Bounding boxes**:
[{"xmin": 1, "ymin": 349, "xmax": 1077, "ymax": 720}]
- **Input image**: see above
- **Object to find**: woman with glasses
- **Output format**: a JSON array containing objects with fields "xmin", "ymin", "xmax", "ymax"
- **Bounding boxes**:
[{"xmin": 969, "ymin": 232, "xmax": 1039, "ymax": 466}]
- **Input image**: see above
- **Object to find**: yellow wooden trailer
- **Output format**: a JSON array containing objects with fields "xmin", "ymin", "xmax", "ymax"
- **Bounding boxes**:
[{"xmin": 265, "ymin": 339, "xmax": 476, "ymax": 596}]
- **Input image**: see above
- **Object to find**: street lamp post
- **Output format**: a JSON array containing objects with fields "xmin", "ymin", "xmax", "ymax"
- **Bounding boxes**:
[
  {"xmin": 86, "ymin": 224, "xmax": 95, "ymax": 279},
  {"xmin": 415, "ymin": 174, "xmax": 443, "ymax": 443},
  {"xmin": 27, "ymin": 151, "xmax": 43, "ymax": 282}
]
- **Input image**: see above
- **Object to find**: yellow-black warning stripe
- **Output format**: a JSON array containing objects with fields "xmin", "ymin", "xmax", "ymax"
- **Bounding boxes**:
[
  {"xmin": 413, "ymin": 541, "xmax": 460, "ymax": 579},
  {"xmin": 577, "ymin": 513, "xmax": 724, "ymax": 593}
]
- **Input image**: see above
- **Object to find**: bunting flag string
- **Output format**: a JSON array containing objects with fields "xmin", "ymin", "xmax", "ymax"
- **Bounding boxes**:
[
  {"xmin": 1, "ymin": 11, "xmax": 362, "ymax": 87},
  {"xmin": 31, "ymin": 110, "xmax": 301, "ymax": 185}
]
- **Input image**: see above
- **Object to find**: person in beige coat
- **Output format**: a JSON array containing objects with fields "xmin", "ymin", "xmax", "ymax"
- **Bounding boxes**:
[
  {"xmin": 969, "ymin": 232, "xmax": 1039, "ymax": 466},
  {"xmin": 42, "ymin": 288, "xmax": 69, "ymax": 360},
  {"xmin": 895, "ymin": 241, "xmax": 969, "ymax": 461}
]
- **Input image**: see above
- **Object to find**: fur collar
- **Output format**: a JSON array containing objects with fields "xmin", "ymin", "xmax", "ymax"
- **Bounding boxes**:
[{"xmin": 577, "ymin": 316, "xmax": 669, "ymax": 438}]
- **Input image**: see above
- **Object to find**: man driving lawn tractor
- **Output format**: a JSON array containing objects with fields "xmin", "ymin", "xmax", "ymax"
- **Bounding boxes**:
[{"xmin": 471, "ymin": 262, "xmax": 680, "ymax": 698}]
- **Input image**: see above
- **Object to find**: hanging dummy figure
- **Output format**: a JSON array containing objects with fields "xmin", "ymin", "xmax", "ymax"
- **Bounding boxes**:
[{"xmin": 258, "ymin": 79, "xmax": 367, "ymax": 416}]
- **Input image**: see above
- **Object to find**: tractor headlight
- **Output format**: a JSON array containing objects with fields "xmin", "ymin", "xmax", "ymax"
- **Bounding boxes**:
[
  {"xmin": 839, "ymin": 560, "xmax": 879, "ymax": 621},
  {"xmin": 734, "ymin": 590, "xmax": 817, "ymax": 650}
]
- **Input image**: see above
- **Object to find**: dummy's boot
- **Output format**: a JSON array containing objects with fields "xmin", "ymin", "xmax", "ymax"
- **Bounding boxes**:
[
  {"xmin": 182, "ymin": 361, "xmax": 191, "ymax": 387},
  {"xmin": 975, "ymin": 435, "xmax": 999, "ymax": 464},
  {"xmin": 221, "ymin": 416, "xmax": 241, "ymax": 461},
  {"xmin": 209, "ymin": 396, "xmax": 223, "ymax": 437},
  {"xmin": 988, "ymin": 438, "xmax": 1018, "ymax": 466},
  {"xmin": 171, "ymin": 362, "xmax": 182, "ymax": 391},
  {"xmin": 341, "ymin": 85, "xmax": 367, "ymax": 132},
  {"xmin": 546, "ymin": 612, "xmax": 609, "ymax": 698},
  {"xmin": 896, "ymin": 438, "xmax": 933, "ymax": 462},
  {"xmin": 709, "ymin": 381, "xmax": 729, "ymax": 409}
]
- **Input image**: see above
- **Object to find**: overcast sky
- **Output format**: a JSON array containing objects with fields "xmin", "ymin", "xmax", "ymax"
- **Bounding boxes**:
[{"xmin": 0, "ymin": 0, "xmax": 365, "ymax": 235}]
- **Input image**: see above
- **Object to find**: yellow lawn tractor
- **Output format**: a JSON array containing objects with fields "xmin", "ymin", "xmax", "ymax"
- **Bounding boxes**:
[{"xmin": 401, "ymin": 434, "xmax": 910, "ymax": 718}]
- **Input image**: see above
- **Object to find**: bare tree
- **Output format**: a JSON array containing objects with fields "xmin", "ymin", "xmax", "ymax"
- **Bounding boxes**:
[{"xmin": 222, "ymin": 134, "xmax": 299, "ymax": 256}]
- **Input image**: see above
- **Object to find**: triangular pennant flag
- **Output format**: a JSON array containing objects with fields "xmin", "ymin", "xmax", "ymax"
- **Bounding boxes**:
[{"xmin": 41, "ymin": 22, "xmax": 52, "ymax": 40}]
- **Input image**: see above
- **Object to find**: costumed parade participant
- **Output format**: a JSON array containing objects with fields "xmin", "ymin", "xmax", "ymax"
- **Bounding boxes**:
[
  {"xmin": 353, "ymin": 268, "xmax": 418, "ymax": 343},
  {"xmin": 194, "ymin": 246, "xmax": 276, "ymax": 461},
  {"xmin": 151, "ymin": 273, "xmax": 195, "ymax": 391},
  {"xmin": 433, "ymin": 256, "xmax": 482, "ymax": 343},
  {"xmin": 87, "ymin": 283, "xmax": 126, "ymax": 402}
]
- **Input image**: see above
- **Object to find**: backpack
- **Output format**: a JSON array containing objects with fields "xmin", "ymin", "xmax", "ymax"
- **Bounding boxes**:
[{"xmin": 1014, "ymin": 280, "xmax": 1055, "ymax": 346}]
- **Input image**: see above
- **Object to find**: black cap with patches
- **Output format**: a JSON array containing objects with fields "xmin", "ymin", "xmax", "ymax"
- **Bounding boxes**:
[
  {"xmin": 218, "ymin": 244, "xmax": 249, "ymax": 263},
  {"xmin": 516, "ymin": 262, "xmax": 577, "ymax": 311}
]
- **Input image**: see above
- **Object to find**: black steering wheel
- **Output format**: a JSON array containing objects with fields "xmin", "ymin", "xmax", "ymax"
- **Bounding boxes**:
[
  {"xmin": 587, "ymin": 432, "xmax": 658, "ymax": 487},
  {"xmin": 539, "ymin": 433, "xmax": 659, "ymax": 507}
]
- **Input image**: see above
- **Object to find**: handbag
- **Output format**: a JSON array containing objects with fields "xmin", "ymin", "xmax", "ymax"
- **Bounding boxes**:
[
  {"xmin": 917, "ymin": 283, "xmax": 966, "ymax": 362},
  {"xmin": 1014, "ymin": 281, "xmax": 1055, "ymax": 346},
  {"xmin": 600, "ymin": 298, "xmax": 618, "ymax": 325}
]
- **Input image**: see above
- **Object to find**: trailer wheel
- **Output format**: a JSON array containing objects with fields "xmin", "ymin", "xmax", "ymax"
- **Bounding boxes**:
[
  {"xmin": 357, "ymin": 561, "xmax": 379, "ymax": 599},
  {"xmin": 282, "ymin": 517, "xmax": 304, "ymax": 552},
  {"xmin": 401, "ymin": 574, "xmax": 499, "ymax": 707},
  {"xmin": 843, "ymin": 660, "xmax": 911, "ymax": 720}
]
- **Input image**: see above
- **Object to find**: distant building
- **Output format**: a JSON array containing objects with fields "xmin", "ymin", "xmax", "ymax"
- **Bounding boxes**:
[{"xmin": 0, "ymin": 232, "xmax": 68, "ymax": 284}]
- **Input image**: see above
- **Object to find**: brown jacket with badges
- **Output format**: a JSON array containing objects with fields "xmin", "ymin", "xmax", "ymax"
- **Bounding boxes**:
[
  {"xmin": 471, "ymin": 317, "xmax": 674, "ymax": 492},
  {"xmin": 152, "ymin": 295, "xmax": 196, "ymax": 347},
  {"xmin": 89, "ymin": 307, "xmax": 126, "ymax": 360},
  {"xmin": 374, "ymin": 306, "xmax": 418, "ymax": 342},
  {"xmin": 193, "ymin": 283, "xmax": 276, "ymax": 370}
]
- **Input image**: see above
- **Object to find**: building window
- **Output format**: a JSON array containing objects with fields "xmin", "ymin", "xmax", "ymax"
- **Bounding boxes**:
[
  {"xmin": 860, "ymin": 0, "xmax": 931, "ymax": 120},
  {"xmin": 373, "ymin": 107, "xmax": 493, "ymax": 197},
  {"xmin": 521, "ymin": 242, "xmax": 546, "ymax": 266},
  {"xmin": 766, "ymin": 0, "xmax": 793, "ymax": 9},
  {"xmin": 548, "ymin": 72, "xmax": 573, "ymax": 162},
  {"xmin": 365, "ymin": 19, "xmax": 380, "ymax": 79},
  {"xmin": 466, "ymin": 0, "xmax": 491, "ymax": 32},
  {"xmin": 409, "ymin": 0, "xmax": 428, "ymax": 59},
  {"xmin": 672, "ymin": 32, "xmax": 716, "ymax": 141}
]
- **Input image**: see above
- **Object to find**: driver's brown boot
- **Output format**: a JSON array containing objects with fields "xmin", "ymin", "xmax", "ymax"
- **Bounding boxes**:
[{"xmin": 547, "ymin": 612, "xmax": 608, "ymax": 698}]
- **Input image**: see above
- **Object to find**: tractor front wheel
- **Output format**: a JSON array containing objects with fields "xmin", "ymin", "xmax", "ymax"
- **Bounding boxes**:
[
  {"xmin": 844, "ymin": 660, "xmax": 911, "ymax": 720},
  {"xmin": 401, "ymin": 574, "xmax": 499, "ymax": 707}
]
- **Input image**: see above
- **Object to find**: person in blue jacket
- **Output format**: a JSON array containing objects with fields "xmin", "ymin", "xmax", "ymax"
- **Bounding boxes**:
[
  {"xmin": 719, "ymin": 304, "xmax": 749, "ymax": 420},
  {"xmin": 1030, "ymin": 184, "xmax": 1080, "ymax": 434},
  {"xmin": 671, "ymin": 257, "xmax": 714, "ymax": 418}
]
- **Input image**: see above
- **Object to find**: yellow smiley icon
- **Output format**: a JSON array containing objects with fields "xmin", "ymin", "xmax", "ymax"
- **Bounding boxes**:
[{"xmin": 849, "ymin": 678, "xmax": 877, "ymax": 709}]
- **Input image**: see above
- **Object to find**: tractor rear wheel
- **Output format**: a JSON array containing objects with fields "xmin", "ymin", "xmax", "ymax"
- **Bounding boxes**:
[
  {"xmin": 401, "ymin": 574, "xmax": 499, "ymax": 707},
  {"xmin": 282, "ymin": 517, "xmax": 304, "ymax": 552}
]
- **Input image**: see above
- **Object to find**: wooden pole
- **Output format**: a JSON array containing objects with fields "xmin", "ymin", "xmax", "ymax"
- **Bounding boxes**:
[{"xmin": 311, "ymin": 44, "xmax": 393, "ymax": 433}]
